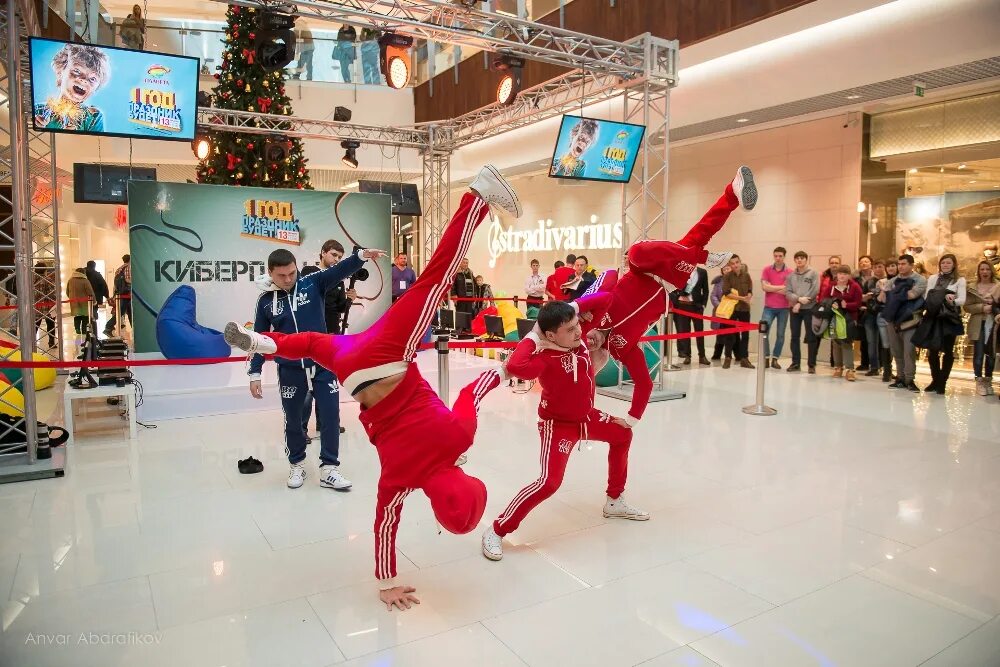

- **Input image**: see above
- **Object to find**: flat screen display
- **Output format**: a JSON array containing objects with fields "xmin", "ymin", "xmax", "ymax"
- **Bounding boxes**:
[
  {"xmin": 29, "ymin": 38, "xmax": 200, "ymax": 141},
  {"xmin": 548, "ymin": 115, "xmax": 646, "ymax": 183},
  {"xmin": 358, "ymin": 180, "xmax": 422, "ymax": 216},
  {"xmin": 73, "ymin": 163, "xmax": 156, "ymax": 204}
]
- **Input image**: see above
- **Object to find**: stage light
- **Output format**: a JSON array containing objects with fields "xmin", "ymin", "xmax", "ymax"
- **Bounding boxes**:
[
  {"xmin": 254, "ymin": 12, "xmax": 297, "ymax": 71},
  {"xmin": 192, "ymin": 135, "xmax": 211, "ymax": 160},
  {"xmin": 265, "ymin": 136, "xmax": 293, "ymax": 163},
  {"xmin": 379, "ymin": 33, "xmax": 414, "ymax": 89},
  {"xmin": 333, "ymin": 106, "xmax": 352, "ymax": 122},
  {"xmin": 341, "ymin": 140, "xmax": 360, "ymax": 169},
  {"xmin": 492, "ymin": 54, "xmax": 524, "ymax": 106}
]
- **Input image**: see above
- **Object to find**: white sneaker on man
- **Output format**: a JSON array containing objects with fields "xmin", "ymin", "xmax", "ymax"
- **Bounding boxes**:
[
  {"xmin": 482, "ymin": 525, "xmax": 503, "ymax": 560},
  {"xmin": 705, "ymin": 251, "xmax": 734, "ymax": 269},
  {"xmin": 603, "ymin": 495, "xmax": 650, "ymax": 521},
  {"xmin": 732, "ymin": 165, "xmax": 757, "ymax": 211},
  {"xmin": 224, "ymin": 321, "xmax": 277, "ymax": 355},
  {"xmin": 287, "ymin": 463, "xmax": 306, "ymax": 489},
  {"xmin": 470, "ymin": 164, "xmax": 522, "ymax": 218},
  {"xmin": 455, "ymin": 453, "xmax": 468, "ymax": 466},
  {"xmin": 319, "ymin": 464, "xmax": 352, "ymax": 490}
]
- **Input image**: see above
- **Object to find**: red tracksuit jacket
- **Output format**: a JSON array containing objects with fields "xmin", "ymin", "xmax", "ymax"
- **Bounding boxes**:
[{"xmin": 505, "ymin": 333, "xmax": 596, "ymax": 421}]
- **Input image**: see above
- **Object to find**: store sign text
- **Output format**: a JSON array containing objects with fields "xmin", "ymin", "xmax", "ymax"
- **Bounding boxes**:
[{"xmin": 487, "ymin": 216, "xmax": 622, "ymax": 268}]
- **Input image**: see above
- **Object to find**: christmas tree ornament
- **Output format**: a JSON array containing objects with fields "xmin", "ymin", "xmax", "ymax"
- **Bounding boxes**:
[
  {"xmin": 245, "ymin": 84, "xmax": 251, "ymax": 92},
  {"xmin": 248, "ymin": 105, "xmax": 255, "ymax": 112}
]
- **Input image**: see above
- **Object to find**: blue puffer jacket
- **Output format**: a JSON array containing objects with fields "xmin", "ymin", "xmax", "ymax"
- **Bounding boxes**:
[{"xmin": 248, "ymin": 251, "xmax": 365, "ymax": 378}]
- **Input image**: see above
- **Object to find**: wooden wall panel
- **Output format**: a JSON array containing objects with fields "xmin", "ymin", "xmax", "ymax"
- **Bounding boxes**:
[{"xmin": 414, "ymin": 0, "xmax": 815, "ymax": 123}]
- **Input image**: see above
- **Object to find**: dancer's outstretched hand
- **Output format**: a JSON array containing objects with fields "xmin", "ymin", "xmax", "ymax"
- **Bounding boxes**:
[
  {"xmin": 361, "ymin": 248, "xmax": 388, "ymax": 260},
  {"xmin": 379, "ymin": 586, "xmax": 420, "ymax": 611}
]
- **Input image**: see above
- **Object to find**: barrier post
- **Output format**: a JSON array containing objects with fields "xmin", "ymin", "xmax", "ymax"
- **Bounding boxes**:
[
  {"xmin": 435, "ymin": 335, "xmax": 450, "ymax": 400},
  {"xmin": 742, "ymin": 320, "xmax": 777, "ymax": 416}
]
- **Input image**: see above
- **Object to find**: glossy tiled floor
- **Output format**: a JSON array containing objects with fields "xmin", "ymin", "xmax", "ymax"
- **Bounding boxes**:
[{"xmin": 1, "ymin": 356, "xmax": 999, "ymax": 667}]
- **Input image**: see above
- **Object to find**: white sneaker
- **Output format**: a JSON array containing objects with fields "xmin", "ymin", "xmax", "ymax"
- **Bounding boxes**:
[
  {"xmin": 455, "ymin": 453, "xmax": 468, "ymax": 466},
  {"xmin": 705, "ymin": 251, "xmax": 734, "ymax": 269},
  {"xmin": 977, "ymin": 378, "xmax": 988, "ymax": 396},
  {"xmin": 732, "ymin": 165, "xmax": 757, "ymax": 211},
  {"xmin": 224, "ymin": 321, "xmax": 277, "ymax": 355},
  {"xmin": 603, "ymin": 495, "xmax": 650, "ymax": 521},
  {"xmin": 319, "ymin": 464, "xmax": 352, "ymax": 490},
  {"xmin": 287, "ymin": 463, "xmax": 306, "ymax": 489},
  {"xmin": 470, "ymin": 164, "xmax": 522, "ymax": 218},
  {"xmin": 482, "ymin": 526, "xmax": 503, "ymax": 561}
]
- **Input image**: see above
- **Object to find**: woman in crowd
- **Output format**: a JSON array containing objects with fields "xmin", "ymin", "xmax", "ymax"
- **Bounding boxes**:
[
  {"xmin": 820, "ymin": 265, "xmax": 861, "ymax": 381},
  {"xmin": 709, "ymin": 264, "xmax": 732, "ymax": 363},
  {"xmin": 885, "ymin": 259, "xmax": 899, "ymax": 279},
  {"xmin": 873, "ymin": 260, "xmax": 895, "ymax": 382},
  {"xmin": 921, "ymin": 254, "xmax": 966, "ymax": 395},
  {"xmin": 964, "ymin": 259, "xmax": 998, "ymax": 396},
  {"xmin": 856, "ymin": 255, "xmax": 879, "ymax": 374}
]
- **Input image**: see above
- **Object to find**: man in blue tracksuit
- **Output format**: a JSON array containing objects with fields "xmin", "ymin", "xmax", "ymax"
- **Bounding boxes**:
[{"xmin": 248, "ymin": 246, "xmax": 384, "ymax": 490}]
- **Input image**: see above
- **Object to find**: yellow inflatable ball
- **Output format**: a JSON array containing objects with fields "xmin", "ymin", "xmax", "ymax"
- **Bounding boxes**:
[
  {"xmin": 495, "ymin": 300, "xmax": 522, "ymax": 337},
  {"xmin": 0, "ymin": 351, "xmax": 57, "ymax": 391},
  {"xmin": 0, "ymin": 374, "xmax": 26, "ymax": 417}
]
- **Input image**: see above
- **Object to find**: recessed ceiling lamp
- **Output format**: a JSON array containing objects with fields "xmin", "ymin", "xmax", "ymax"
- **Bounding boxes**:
[
  {"xmin": 958, "ymin": 164, "xmax": 967, "ymax": 169},
  {"xmin": 845, "ymin": 94, "xmax": 861, "ymax": 100},
  {"xmin": 736, "ymin": 118, "xmax": 749, "ymax": 123},
  {"xmin": 909, "ymin": 168, "xmax": 918, "ymax": 173}
]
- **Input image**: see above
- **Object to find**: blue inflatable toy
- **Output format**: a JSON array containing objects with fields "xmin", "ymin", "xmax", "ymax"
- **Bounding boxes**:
[{"xmin": 155, "ymin": 285, "xmax": 231, "ymax": 360}]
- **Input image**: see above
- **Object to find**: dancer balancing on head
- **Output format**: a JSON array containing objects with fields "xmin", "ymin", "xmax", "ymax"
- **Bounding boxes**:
[
  {"xmin": 222, "ymin": 165, "xmax": 522, "ymax": 611},
  {"xmin": 575, "ymin": 165, "xmax": 758, "ymax": 427},
  {"xmin": 481, "ymin": 300, "xmax": 648, "ymax": 563}
]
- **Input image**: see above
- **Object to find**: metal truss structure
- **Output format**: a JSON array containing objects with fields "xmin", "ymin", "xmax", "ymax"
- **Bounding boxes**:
[{"xmin": 1, "ymin": 0, "xmax": 66, "ymax": 481}]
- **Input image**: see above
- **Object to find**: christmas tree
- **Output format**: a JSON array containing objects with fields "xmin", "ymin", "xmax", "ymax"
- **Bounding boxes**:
[{"xmin": 196, "ymin": 4, "xmax": 312, "ymax": 189}]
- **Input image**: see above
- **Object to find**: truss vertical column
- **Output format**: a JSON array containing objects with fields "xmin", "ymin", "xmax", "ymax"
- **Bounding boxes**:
[{"xmin": 420, "ymin": 126, "xmax": 452, "ymax": 270}]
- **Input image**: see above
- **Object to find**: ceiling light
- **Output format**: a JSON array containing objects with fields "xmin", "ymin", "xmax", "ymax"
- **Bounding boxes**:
[
  {"xmin": 857, "ymin": 201, "xmax": 867, "ymax": 213},
  {"xmin": 958, "ymin": 164, "xmax": 966, "ymax": 169},
  {"xmin": 341, "ymin": 140, "xmax": 360, "ymax": 169},
  {"xmin": 845, "ymin": 94, "xmax": 861, "ymax": 100},
  {"xmin": 736, "ymin": 118, "xmax": 749, "ymax": 123},
  {"xmin": 969, "ymin": 180, "xmax": 977, "ymax": 184},
  {"xmin": 909, "ymin": 168, "xmax": 918, "ymax": 173},
  {"xmin": 493, "ymin": 54, "xmax": 525, "ymax": 106},
  {"xmin": 379, "ymin": 33, "xmax": 414, "ymax": 89}
]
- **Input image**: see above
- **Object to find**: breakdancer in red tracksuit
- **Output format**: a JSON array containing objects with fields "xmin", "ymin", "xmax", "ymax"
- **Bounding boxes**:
[
  {"xmin": 575, "ymin": 165, "xmax": 758, "ymax": 426},
  {"xmin": 223, "ymin": 165, "xmax": 521, "ymax": 611},
  {"xmin": 481, "ymin": 300, "xmax": 648, "ymax": 562}
]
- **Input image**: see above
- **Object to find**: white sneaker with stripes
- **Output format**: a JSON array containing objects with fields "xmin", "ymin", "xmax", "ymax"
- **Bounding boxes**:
[
  {"xmin": 319, "ymin": 464, "xmax": 352, "ymax": 490},
  {"xmin": 603, "ymin": 495, "xmax": 650, "ymax": 521},
  {"xmin": 287, "ymin": 463, "xmax": 306, "ymax": 489},
  {"xmin": 470, "ymin": 165, "xmax": 522, "ymax": 218}
]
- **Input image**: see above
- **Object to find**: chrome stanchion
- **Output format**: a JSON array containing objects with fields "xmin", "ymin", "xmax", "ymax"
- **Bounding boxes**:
[
  {"xmin": 435, "ymin": 335, "xmax": 450, "ymax": 400},
  {"xmin": 743, "ymin": 320, "xmax": 777, "ymax": 416}
]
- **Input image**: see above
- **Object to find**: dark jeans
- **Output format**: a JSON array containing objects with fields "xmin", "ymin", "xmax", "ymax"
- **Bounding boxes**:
[
  {"xmin": 927, "ymin": 334, "xmax": 957, "ymax": 386},
  {"xmin": 722, "ymin": 310, "xmax": 751, "ymax": 360},
  {"xmin": 279, "ymin": 365, "xmax": 341, "ymax": 466},
  {"xmin": 105, "ymin": 297, "xmax": 132, "ymax": 333},
  {"xmin": 673, "ymin": 307, "xmax": 705, "ymax": 358},
  {"xmin": 35, "ymin": 315, "xmax": 55, "ymax": 348},
  {"xmin": 73, "ymin": 315, "xmax": 90, "ymax": 334},
  {"xmin": 863, "ymin": 316, "xmax": 880, "ymax": 369},
  {"xmin": 789, "ymin": 308, "xmax": 819, "ymax": 367},
  {"xmin": 973, "ymin": 322, "xmax": 994, "ymax": 378}
]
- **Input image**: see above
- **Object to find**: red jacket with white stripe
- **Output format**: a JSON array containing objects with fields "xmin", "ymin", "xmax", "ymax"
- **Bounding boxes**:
[{"xmin": 505, "ymin": 333, "xmax": 595, "ymax": 422}]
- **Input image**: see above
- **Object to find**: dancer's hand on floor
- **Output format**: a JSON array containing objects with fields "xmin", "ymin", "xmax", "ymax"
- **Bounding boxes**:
[
  {"xmin": 611, "ymin": 417, "xmax": 632, "ymax": 429},
  {"xmin": 249, "ymin": 380, "xmax": 263, "ymax": 399},
  {"xmin": 380, "ymin": 586, "xmax": 420, "ymax": 611}
]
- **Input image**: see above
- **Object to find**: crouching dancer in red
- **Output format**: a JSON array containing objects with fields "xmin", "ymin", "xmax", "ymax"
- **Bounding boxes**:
[
  {"xmin": 223, "ymin": 165, "xmax": 521, "ymax": 610},
  {"xmin": 481, "ymin": 301, "xmax": 649, "ymax": 562},
  {"xmin": 575, "ymin": 165, "xmax": 758, "ymax": 427}
]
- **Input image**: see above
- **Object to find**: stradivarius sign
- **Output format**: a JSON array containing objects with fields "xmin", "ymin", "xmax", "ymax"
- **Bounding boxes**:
[{"xmin": 487, "ymin": 214, "xmax": 623, "ymax": 268}]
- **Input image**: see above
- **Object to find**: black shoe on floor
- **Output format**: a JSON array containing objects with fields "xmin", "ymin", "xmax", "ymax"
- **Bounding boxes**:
[
  {"xmin": 864, "ymin": 369, "xmax": 880, "ymax": 377},
  {"xmin": 808, "ymin": 366, "xmax": 816, "ymax": 374},
  {"xmin": 722, "ymin": 358, "xmax": 732, "ymax": 369},
  {"xmin": 699, "ymin": 356, "xmax": 711, "ymax": 366},
  {"xmin": 769, "ymin": 358, "xmax": 781, "ymax": 370},
  {"xmin": 238, "ymin": 456, "xmax": 264, "ymax": 474},
  {"xmin": 682, "ymin": 356, "xmax": 691, "ymax": 365},
  {"xmin": 340, "ymin": 426, "xmax": 346, "ymax": 434},
  {"xmin": 924, "ymin": 382, "xmax": 940, "ymax": 393},
  {"xmin": 906, "ymin": 382, "xmax": 920, "ymax": 392},
  {"xmin": 888, "ymin": 380, "xmax": 906, "ymax": 389},
  {"xmin": 786, "ymin": 363, "xmax": 801, "ymax": 372},
  {"xmin": 857, "ymin": 365, "xmax": 870, "ymax": 372}
]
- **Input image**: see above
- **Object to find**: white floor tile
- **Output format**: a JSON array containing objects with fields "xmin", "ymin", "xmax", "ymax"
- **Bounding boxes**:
[
  {"xmin": 687, "ymin": 514, "xmax": 911, "ymax": 604},
  {"xmin": 862, "ymin": 525, "xmax": 1000, "ymax": 622},
  {"xmin": 483, "ymin": 561, "xmax": 772, "ymax": 667},
  {"xmin": 690, "ymin": 576, "xmax": 981, "ymax": 667},
  {"xmin": 337, "ymin": 623, "xmax": 524, "ymax": 667},
  {"xmin": 639, "ymin": 646, "xmax": 721, "ymax": 667},
  {"xmin": 918, "ymin": 616, "xmax": 1000, "ymax": 667}
]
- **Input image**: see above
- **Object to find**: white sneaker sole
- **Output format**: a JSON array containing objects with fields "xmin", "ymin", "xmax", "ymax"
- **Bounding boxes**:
[
  {"xmin": 319, "ymin": 479, "xmax": 353, "ymax": 491},
  {"xmin": 734, "ymin": 166, "xmax": 757, "ymax": 211},
  {"xmin": 603, "ymin": 510, "xmax": 650, "ymax": 521},
  {"xmin": 224, "ymin": 321, "xmax": 252, "ymax": 351}
]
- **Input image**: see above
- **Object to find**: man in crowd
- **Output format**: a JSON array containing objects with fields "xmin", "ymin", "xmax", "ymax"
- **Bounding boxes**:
[
  {"xmin": 785, "ymin": 250, "xmax": 819, "ymax": 373},
  {"xmin": 760, "ymin": 246, "xmax": 793, "ymax": 369},
  {"xmin": 880, "ymin": 253, "xmax": 927, "ymax": 392},
  {"xmin": 546, "ymin": 260, "xmax": 573, "ymax": 301},
  {"xmin": 85, "ymin": 260, "xmax": 109, "ymax": 325},
  {"xmin": 564, "ymin": 255, "xmax": 597, "ymax": 300},
  {"xmin": 452, "ymin": 257, "xmax": 476, "ymax": 330},
  {"xmin": 524, "ymin": 259, "xmax": 546, "ymax": 305},
  {"xmin": 391, "ymin": 253, "xmax": 416, "ymax": 303},
  {"xmin": 722, "ymin": 254, "xmax": 754, "ymax": 369},
  {"xmin": 672, "ymin": 266, "xmax": 710, "ymax": 366},
  {"xmin": 104, "ymin": 254, "xmax": 131, "ymax": 337}
]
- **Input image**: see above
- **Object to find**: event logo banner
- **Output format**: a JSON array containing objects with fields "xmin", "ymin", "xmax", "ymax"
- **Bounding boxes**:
[
  {"xmin": 29, "ymin": 38, "xmax": 199, "ymax": 141},
  {"xmin": 129, "ymin": 181, "xmax": 392, "ymax": 354},
  {"xmin": 548, "ymin": 115, "xmax": 645, "ymax": 184}
]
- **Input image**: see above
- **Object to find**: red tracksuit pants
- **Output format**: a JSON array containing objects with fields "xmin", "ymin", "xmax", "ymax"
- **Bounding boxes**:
[
  {"xmin": 627, "ymin": 184, "xmax": 739, "ymax": 288},
  {"xmin": 493, "ymin": 410, "xmax": 632, "ymax": 537}
]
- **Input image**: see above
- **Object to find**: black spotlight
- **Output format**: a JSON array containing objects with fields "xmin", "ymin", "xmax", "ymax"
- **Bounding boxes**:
[
  {"xmin": 254, "ymin": 12, "xmax": 297, "ymax": 71},
  {"xmin": 493, "ymin": 54, "xmax": 525, "ymax": 106},
  {"xmin": 265, "ymin": 136, "xmax": 293, "ymax": 163},
  {"xmin": 196, "ymin": 90, "xmax": 213, "ymax": 108},
  {"xmin": 333, "ymin": 106, "xmax": 352, "ymax": 123},
  {"xmin": 341, "ymin": 140, "xmax": 360, "ymax": 169}
]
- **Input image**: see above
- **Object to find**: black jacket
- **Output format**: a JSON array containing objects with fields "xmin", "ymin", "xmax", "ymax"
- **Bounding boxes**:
[
  {"xmin": 85, "ymin": 268, "xmax": 110, "ymax": 304},
  {"xmin": 671, "ymin": 267, "xmax": 709, "ymax": 311}
]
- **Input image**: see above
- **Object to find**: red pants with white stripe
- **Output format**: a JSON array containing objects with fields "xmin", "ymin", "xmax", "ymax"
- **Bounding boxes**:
[
  {"xmin": 493, "ymin": 410, "xmax": 632, "ymax": 537},
  {"xmin": 625, "ymin": 185, "xmax": 739, "ymax": 289}
]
